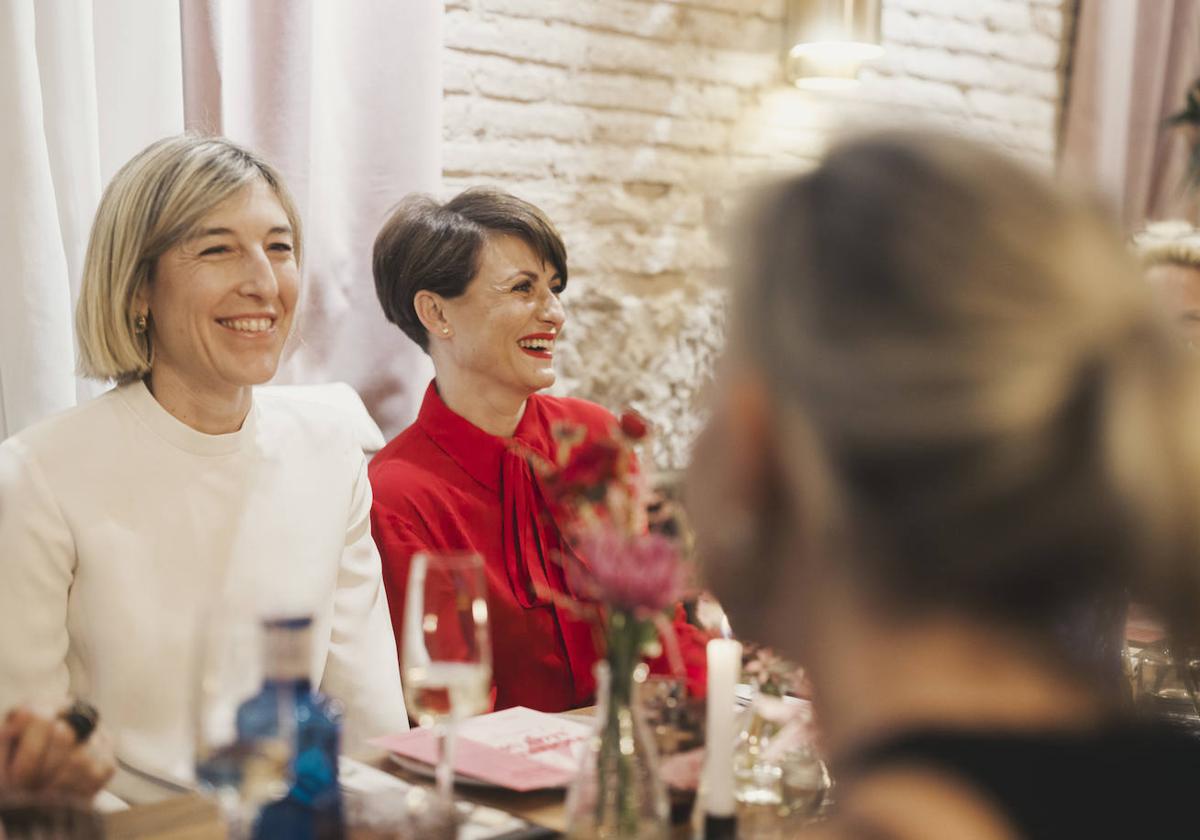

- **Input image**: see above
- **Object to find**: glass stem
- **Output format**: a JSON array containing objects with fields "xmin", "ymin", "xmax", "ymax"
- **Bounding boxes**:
[{"xmin": 435, "ymin": 719, "xmax": 456, "ymax": 802}]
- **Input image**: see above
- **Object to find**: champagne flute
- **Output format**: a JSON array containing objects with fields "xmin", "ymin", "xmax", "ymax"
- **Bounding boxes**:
[{"xmin": 401, "ymin": 552, "xmax": 492, "ymax": 802}]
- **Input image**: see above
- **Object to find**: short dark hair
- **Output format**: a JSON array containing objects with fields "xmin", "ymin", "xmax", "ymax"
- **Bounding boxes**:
[{"xmin": 373, "ymin": 188, "xmax": 568, "ymax": 352}]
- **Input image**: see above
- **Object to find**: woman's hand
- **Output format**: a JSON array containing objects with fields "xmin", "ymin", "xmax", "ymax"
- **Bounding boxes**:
[{"xmin": 0, "ymin": 705, "xmax": 115, "ymax": 797}]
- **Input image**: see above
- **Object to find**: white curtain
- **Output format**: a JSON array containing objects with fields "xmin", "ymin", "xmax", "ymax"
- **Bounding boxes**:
[
  {"xmin": 0, "ymin": 0, "xmax": 183, "ymax": 439},
  {"xmin": 2, "ymin": 0, "xmax": 441, "ymax": 440},
  {"xmin": 181, "ymin": 0, "xmax": 441, "ymax": 437},
  {"xmin": 1061, "ymin": 0, "xmax": 1200, "ymax": 228}
]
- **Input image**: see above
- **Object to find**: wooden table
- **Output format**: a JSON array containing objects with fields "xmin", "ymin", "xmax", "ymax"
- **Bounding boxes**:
[
  {"xmin": 101, "ymin": 708, "xmax": 693, "ymax": 839},
  {"xmin": 102, "ymin": 782, "xmax": 571, "ymax": 839},
  {"xmin": 101, "ymin": 776, "xmax": 695, "ymax": 839},
  {"xmin": 101, "ymin": 763, "xmax": 706, "ymax": 839}
]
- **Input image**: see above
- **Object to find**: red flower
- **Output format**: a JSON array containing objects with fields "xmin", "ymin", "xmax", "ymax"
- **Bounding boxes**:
[
  {"xmin": 557, "ymin": 439, "xmax": 622, "ymax": 494},
  {"xmin": 618, "ymin": 411, "xmax": 650, "ymax": 441}
]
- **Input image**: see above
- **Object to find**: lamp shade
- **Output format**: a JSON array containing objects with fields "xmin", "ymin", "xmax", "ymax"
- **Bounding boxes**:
[{"xmin": 785, "ymin": 0, "xmax": 883, "ymax": 89}]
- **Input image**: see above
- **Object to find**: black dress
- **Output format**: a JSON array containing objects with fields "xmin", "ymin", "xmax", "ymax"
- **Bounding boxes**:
[{"xmin": 840, "ymin": 724, "xmax": 1200, "ymax": 838}]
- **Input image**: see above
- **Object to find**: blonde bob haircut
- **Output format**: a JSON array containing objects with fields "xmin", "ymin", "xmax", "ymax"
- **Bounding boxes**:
[{"xmin": 76, "ymin": 134, "xmax": 302, "ymax": 383}]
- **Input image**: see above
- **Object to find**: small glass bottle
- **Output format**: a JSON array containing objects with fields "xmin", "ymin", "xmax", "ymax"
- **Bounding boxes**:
[{"xmin": 237, "ymin": 616, "xmax": 344, "ymax": 840}]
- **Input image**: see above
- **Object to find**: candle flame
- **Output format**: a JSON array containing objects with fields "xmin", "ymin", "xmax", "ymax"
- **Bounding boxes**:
[{"xmin": 720, "ymin": 615, "xmax": 733, "ymax": 639}]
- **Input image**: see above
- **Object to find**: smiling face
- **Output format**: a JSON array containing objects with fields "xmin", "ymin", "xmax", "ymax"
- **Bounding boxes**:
[
  {"xmin": 437, "ymin": 233, "xmax": 566, "ymax": 399},
  {"xmin": 139, "ymin": 178, "xmax": 299, "ymax": 403}
]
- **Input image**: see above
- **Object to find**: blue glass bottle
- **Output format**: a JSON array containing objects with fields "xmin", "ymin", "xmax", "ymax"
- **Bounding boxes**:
[{"xmin": 237, "ymin": 616, "xmax": 344, "ymax": 840}]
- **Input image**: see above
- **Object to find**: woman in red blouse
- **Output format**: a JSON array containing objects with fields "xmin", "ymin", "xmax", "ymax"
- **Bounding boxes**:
[{"xmin": 369, "ymin": 188, "xmax": 704, "ymax": 712}]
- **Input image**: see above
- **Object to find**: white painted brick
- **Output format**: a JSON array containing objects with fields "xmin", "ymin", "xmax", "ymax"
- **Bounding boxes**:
[
  {"xmin": 447, "ymin": 51, "xmax": 559, "ymax": 103},
  {"xmin": 443, "ymin": 139, "xmax": 559, "ymax": 179},
  {"xmin": 448, "ymin": 9, "xmax": 780, "ymax": 87},
  {"xmin": 885, "ymin": 47, "xmax": 993, "ymax": 88},
  {"xmin": 985, "ymin": 28, "xmax": 1063, "ymax": 68},
  {"xmin": 477, "ymin": 0, "xmax": 685, "ymax": 37},
  {"xmin": 1031, "ymin": 6, "xmax": 1065, "ymax": 39},
  {"xmin": 446, "ymin": 93, "xmax": 734, "ymax": 153},
  {"xmin": 860, "ymin": 71, "xmax": 969, "ymax": 112},
  {"xmin": 558, "ymin": 73, "xmax": 744, "ymax": 122},
  {"xmin": 594, "ymin": 186, "xmax": 708, "ymax": 227},
  {"xmin": 885, "ymin": 0, "xmax": 968, "ymax": 19},
  {"xmin": 878, "ymin": 46, "xmax": 1058, "ymax": 99},
  {"xmin": 645, "ymin": 0, "xmax": 785, "ymax": 20},
  {"xmin": 568, "ymin": 225, "xmax": 725, "ymax": 275},
  {"xmin": 592, "ymin": 110, "xmax": 733, "ymax": 153},
  {"xmin": 441, "ymin": 0, "xmax": 1071, "ymax": 467},
  {"xmin": 882, "ymin": 8, "xmax": 1063, "ymax": 68},
  {"xmin": 983, "ymin": 2, "xmax": 1034, "ymax": 33},
  {"xmin": 883, "ymin": 10, "xmax": 981, "ymax": 50},
  {"xmin": 983, "ymin": 58, "xmax": 1059, "ymax": 98},
  {"xmin": 580, "ymin": 30, "xmax": 780, "ymax": 88},
  {"xmin": 560, "ymin": 72, "xmax": 678, "ymax": 113},
  {"xmin": 477, "ymin": 0, "xmax": 779, "ymax": 52},
  {"xmin": 966, "ymin": 88, "xmax": 1056, "ymax": 130},
  {"xmin": 445, "ymin": 94, "xmax": 593, "ymax": 143},
  {"xmin": 550, "ymin": 142, "xmax": 713, "ymax": 184},
  {"xmin": 442, "ymin": 50, "xmax": 475, "ymax": 95},
  {"xmin": 444, "ymin": 10, "xmax": 576, "ymax": 67},
  {"xmin": 891, "ymin": 0, "xmax": 1059, "ymax": 30}
]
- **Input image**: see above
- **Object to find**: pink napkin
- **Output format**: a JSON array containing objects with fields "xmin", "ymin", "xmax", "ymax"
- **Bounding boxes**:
[{"xmin": 372, "ymin": 728, "xmax": 576, "ymax": 792}]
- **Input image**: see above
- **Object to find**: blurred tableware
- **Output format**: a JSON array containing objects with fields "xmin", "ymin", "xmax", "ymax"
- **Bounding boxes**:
[
  {"xmin": 641, "ymin": 676, "xmax": 702, "ymax": 758},
  {"xmin": 401, "ymin": 552, "xmax": 492, "ymax": 803},
  {"xmin": 343, "ymin": 783, "xmax": 455, "ymax": 840},
  {"xmin": 191, "ymin": 610, "xmax": 284, "ymax": 837},
  {"xmin": 733, "ymin": 691, "xmax": 830, "ymax": 827},
  {"xmin": 340, "ymin": 756, "xmax": 533, "ymax": 840},
  {"xmin": 238, "ymin": 616, "xmax": 344, "ymax": 839},
  {"xmin": 1128, "ymin": 639, "xmax": 1200, "ymax": 733}
]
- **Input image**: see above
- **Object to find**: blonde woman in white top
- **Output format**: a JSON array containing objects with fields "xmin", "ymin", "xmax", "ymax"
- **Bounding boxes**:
[{"xmin": 0, "ymin": 135, "xmax": 407, "ymax": 786}]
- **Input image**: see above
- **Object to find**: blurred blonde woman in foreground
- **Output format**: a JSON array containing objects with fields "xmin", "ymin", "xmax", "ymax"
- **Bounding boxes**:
[{"xmin": 688, "ymin": 133, "xmax": 1200, "ymax": 839}]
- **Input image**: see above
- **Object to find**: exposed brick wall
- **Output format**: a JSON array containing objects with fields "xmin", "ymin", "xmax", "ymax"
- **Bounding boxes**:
[{"xmin": 441, "ymin": 0, "xmax": 1073, "ymax": 468}]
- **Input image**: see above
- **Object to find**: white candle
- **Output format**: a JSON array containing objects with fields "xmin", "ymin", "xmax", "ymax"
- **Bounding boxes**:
[{"xmin": 704, "ymin": 637, "xmax": 742, "ymax": 817}]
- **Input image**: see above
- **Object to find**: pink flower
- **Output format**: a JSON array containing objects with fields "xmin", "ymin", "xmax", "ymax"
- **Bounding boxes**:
[{"xmin": 567, "ymin": 525, "xmax": 685, "ymax": 614}]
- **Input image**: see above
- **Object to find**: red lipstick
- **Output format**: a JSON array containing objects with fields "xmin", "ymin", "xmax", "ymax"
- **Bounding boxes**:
[{"xmin": 518, "ymin": 332, "xmax": 556, "ymax": 359}]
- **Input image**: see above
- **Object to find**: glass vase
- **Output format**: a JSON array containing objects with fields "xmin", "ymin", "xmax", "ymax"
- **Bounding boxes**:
[
  {"xmin": 734, "ymin": 692, "xmax": 830, "ymax": 822},
  {"xmin": 565, "ymin": 656, "xmax": 669, "ymax": 840}
]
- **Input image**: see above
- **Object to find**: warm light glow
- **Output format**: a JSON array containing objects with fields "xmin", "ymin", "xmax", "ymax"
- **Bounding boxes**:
[
  {"xmin": 471, "ymin": 597, "xmax": 489, "ymax": 625},
  {"xmin": 793, "ymin": 76, "xmax": 862, "ymax": 92},
  {"xmin": 788, "ymin": 40, "xmax": 884, "ymax": 62},
  {"xmin": 786, "ymin": 0, "xmax": 883, "ymax": 87}
]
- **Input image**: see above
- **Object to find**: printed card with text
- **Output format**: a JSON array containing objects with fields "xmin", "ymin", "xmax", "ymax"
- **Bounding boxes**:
[{"xmin": 372, "ymin": 706, "xmax": 592, "ymax": 791}]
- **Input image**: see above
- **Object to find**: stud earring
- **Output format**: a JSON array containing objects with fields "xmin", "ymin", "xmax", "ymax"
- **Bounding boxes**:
[
  {"xmin": 442, "ymin": 327, "xmax": 450, "ymax": 335},
  {"xmin": 134, "ymin": 313, "xmax": 148, "ymax": 334}
]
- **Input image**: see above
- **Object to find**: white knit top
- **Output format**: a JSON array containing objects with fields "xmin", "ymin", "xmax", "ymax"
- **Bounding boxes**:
[{"xmin": 0, "ymin": 381, "xmax": 408, "ymax": 782}]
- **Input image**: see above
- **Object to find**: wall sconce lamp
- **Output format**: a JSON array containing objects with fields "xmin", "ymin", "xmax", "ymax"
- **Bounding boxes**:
[{"xmin": 785, "ymin": 0, "xmax": 883, "ymax": 90}]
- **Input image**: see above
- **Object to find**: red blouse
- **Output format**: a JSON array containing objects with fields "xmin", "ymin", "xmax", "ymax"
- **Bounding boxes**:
[{"xmin": 371, "ymin": 381, "xmax": 690, "ymax": 712}]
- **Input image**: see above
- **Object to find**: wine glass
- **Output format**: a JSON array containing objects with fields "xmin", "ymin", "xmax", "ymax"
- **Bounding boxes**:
[{"xmin": 401, "ymin": 552, "xmax": 492, "ymax": 802}]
